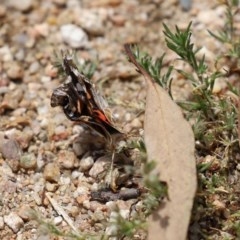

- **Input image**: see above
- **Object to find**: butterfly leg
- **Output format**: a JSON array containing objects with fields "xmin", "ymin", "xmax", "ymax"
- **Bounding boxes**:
[{"xmin": 104, "ymin": 150, "xmax": 120, "ymax": 191}]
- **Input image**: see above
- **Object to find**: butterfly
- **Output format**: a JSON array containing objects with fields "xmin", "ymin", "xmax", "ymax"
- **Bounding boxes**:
[{"xmin": 50, "ymin": 52, "xmax": 123, "ymax": 143}]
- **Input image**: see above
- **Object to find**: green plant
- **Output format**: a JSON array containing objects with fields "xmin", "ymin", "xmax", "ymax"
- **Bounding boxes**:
[
  {"xmin": 208, "ymin": 1, "xmax": 239, "ymax": 47},
  {"xmin": 129, "ymin": 20, "xmax": 238, "ymax": 155},
  {"xmin": 126, "ymin": 2, "xmax": 240, "ymax": 238},
  {"xmin": 129, "ymin": 45, "xmax": 173, "ymax": 98},
  {"xmin": 53, "ymin": 50, "xmax": 96, "ymax": 79}
]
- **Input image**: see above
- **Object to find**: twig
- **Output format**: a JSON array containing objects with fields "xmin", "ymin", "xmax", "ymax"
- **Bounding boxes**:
[{"xmin": 45, "ymin": 192, "xmax": 79, "ymax": 234}]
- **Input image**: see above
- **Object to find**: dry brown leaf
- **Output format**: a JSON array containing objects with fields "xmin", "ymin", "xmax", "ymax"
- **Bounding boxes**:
[
  {"xmin": 238, "ymin": 93, "xmax": 240, "ymax": 148},
  {"xmin": 124, "ymin": 44, "xmax": 197, "ymax": 240}
]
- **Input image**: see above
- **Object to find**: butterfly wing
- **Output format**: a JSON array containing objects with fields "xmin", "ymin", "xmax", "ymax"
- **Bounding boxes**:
[{"xmin": 51, "ymin": 52, "xmax": 122, "ymax": 140}]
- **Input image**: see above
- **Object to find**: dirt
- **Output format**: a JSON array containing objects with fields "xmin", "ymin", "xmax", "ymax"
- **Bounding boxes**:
[{"xmin": 0, "ymin": 0, "xmax": 229, "ymax": 239}]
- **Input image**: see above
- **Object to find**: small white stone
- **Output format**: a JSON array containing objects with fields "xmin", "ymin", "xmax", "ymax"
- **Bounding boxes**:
[
  {"xmin": 90, "ymin": 182, "xmax": 99, "ymax": 191},
  {"xmin": 72, "ymin": 141, "xmax": 86, "ymax": 157},
  {"xmin": 0, "ymin": 46, "xmax": 13, "ymax": 62},
  {"xmin": 54, "ymin": 216, "xmax": 63, "ymax": 225},
  {"xmin": 75, "ymin": 186, "xmax": 89, "ymax": 196},
  {"xmin": 76, "ymin": 9, "xmax": 106, "ymax": 35},
  {"xmin": 89, "ymin": 156, "xmax": 110, "ymax": 178},
  {"xmin": 82, "ymin": 200, "xmax": 90, "ymax": 209},
  {"xmin": 79, "ymin": 155, "xmax": 94, "ymax": 172},
  {"xmin": 7, "ymin": 0, "xmax": 33, "ymax": 12},
  {"xmin": 4, "ymin": 212, "xmax": 24, "ymax": 233},
  {"xmin": 119, "ymin": 209, "xmax": 129, "ymax": 219},
  {"xmin": 72, "ymin": 125, "xmax": 85, "ymax": 135},
  {"xmin": 40, "ymin": 118, "xmax": 48, "ymax": 128},
  {"xmin": 60, "ymin": 176, "xmax": 71, "ymax": 185},
  {"xmin": 29, "ymin": 61, "xmax": 40, "ymax": 74},
  {"xmin": 71, "ymin": 170, "xmax": 81, "ymax": 179},
  {"xmin": 212, "ymin": 78, "xmax": 227, "ymax": 94},
  {"xmin": 37, "ymin": 105, "xmax": 49, "ymax": 115},
  {"xmin": 54, "ymin": 125, "xmax": 66, "ymax": 135},
  {"xmin": 236, "ymin": 164, "xmax": 240, "ymax": 171},
  {"xmin": 60, "ymin": 24, "xmax": 88, "ymax": 48},
  {"xmin": 41, "ymin": 76, "xmax": 51, "ymax": 83}
]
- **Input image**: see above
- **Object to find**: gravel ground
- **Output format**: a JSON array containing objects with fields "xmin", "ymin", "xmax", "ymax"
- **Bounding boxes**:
[{"xmin": 0, "ymin": 0, "xmax": 227, "ymax": 239}]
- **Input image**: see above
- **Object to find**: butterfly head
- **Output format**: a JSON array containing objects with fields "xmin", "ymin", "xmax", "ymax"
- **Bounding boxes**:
[{"xmin": 51, "ymin": 84, "xmax": 82, "ymax": 120}]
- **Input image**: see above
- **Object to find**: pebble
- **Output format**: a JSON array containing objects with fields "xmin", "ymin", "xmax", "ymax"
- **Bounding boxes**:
[
  {"xmin": 37, "ymin": 105, "xmax": 49, "ymax": 115},
  {"xmin": 110, "ymin": 14, "xmax": 126, "ymax": 27},
  {"xmin": 72, "ymin": 125, "xmax": 85, "ymax": 135},
  {"xmin": 212, "ymin": 199, "xmax": 226, "ymax": 210},
  {"xmin": 31, "ymin": 120, "xmax": 41, "ymax": 135},
  {"xmin": 6, "ymin": 62, "xmax": 24, "ymax": 80},
  {"xmin": 71, "ymin": 170, "xmax": 81, "ymax": 179},
  {"xmin": 15, "ymin": 49, "xmax": 25, "ymax": 61},
  {"xmin": 179, "ymin": 0, "xmax": 191, "ymax": 11},
  {"xmin": 13, "ymin": 33, "xmax": 29, "ymax": 46},
  {"xmin": 197, "ymin": 9, "xmax": 222, "ymax": 27},
  {"xmin": 53, "ymin": 216, "xmax": 63, "ymax": 225},
  {"xmin": 41, "ymin": 76, "xmax": 51, "ymax": 83},
  {"xmin": 0, "ymin": 177, "xmax": 17, "ymax": 194},
  {"xmin": 89, "ymin": 156, "xmax": 110, "ymax": 179},
  {"xmin": 4, "ymin": 212, "xmax": 24, "ymax": 233},
  {"xmin": 43, "ymin": 163, "xmax": 60, "ymax": 183},
  {"xmin": 236, "ymin": 164, "xmax": 240, "ymax": 171},
  {"xmin": 72, "ymin": 132, "xmax": 105, "ymax": 156},
  {"xmin": 74, "ymin": 186, "xmax": 89, "ymax": 197},
  {"xmin": 75, "ymin": 9, "xmax": 106, "ymax": 36},
  {"xmin": 33, "ymin": 23, "xmax": 49, "ymax": 38},
  {"xmin": 7, "ymin": 0, "xmax": 33, "ymax": 12},
  {"xmin": 0, "ymin": 216, "xmax": 4, "ymax": 230},
  {"xmin": 0, "ymin": 46, "xmax": 13, "ymax": 62},
  {"xmin": 53, "ymin": 113, "xmax": 68, "ymax": 125},
  {"xmin": 1, "ymin": 139, "xmax": 22, "ymax": 161},
  {"xmin": 18, "ymin": 205, "xmax": 32, "ymax": 221},
  {"xmin": 131, "ymin": 118, "xmax": 142, "ymax": 129},
  {"xmin": 75, "ymin": 215, "xmax": 91, "ymax": 231},
  {"xmin": 54, "ymin": 125, "xmax": 66, "ymax": 135},
  {"xmin": 60, "ymin": 24, "xmax": 88, "ymax": 48},
  {"xmin": 11, "ymin": 107, "xmax": 27, "ymax": 116},
  {"xmin": 19, "ymin": 153, "xmax": 37, "ymax": 170},
  {"xmin": 0, "ymin": 86, "xmax": 9, "ymax": 94},
  {"xmin": 57, "ymin": 150, "xmax": 77, "ymax": 169},
  {"xmin": 69, "ymin": 206, "xmax": 79, "ymax": 218},
  {"xmin": 72, "ymin": 140, "xmax": 88, "ymax": 157},
  {"xmin": 79, "ymin": 155, "xmax": 94, "ymax": 172},
  {"xmin": 105, "ymin": 223, "xmax": 118, "ymax": 236},
  {"xmin": 45, "ymin": 182, "xmax": 58, "ymax": 192},
  {"xmin": 92, "ymin": 209, "xmax": 105, "ymax": 222},
  {"xmin": 0, "ymin": 5, "xmax": 6, "ymax": 17},
  {"xmin": 82, "ymin": 200, "xmax": 91, "ymax": 210},
  {"xmin": 44, "ymin": 64, "xmax": 58, "ymax": 78},
  {"xmin": 76, "ymin": 194, "xmax": 89, "ymax": 205},
  {"xmin": 60, "ymin": 176, "xmax": 71, "ymax": 185},
  {"xmin": 1, "ymin": 87, "xmax": 24, "ymax": 110},
  {"xmin": 7, "ymin": 128, "xmax": 33, "ymax": 150},
  {"xmin": 29, "ymin": 61, "xmax": 40, "ymax": 74},
  {"xmin": 212, "ymin": 78, "xmax": 227, "ymax": 94}
]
